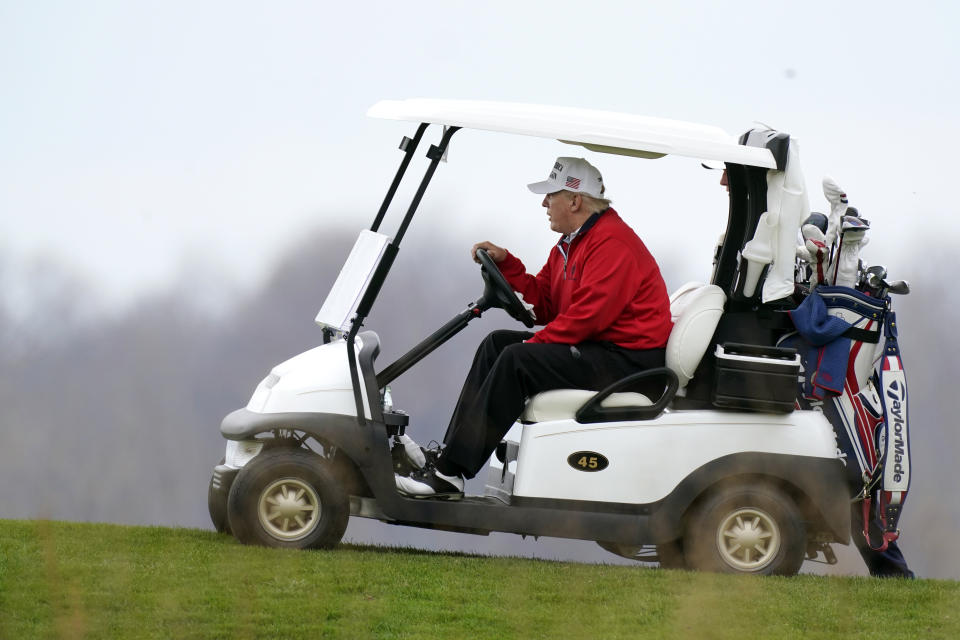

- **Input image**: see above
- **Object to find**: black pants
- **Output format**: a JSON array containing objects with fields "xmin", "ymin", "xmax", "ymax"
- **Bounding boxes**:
[{"xmin": 439, "ymin": 329, "xmax": 666, "ymax": 479}]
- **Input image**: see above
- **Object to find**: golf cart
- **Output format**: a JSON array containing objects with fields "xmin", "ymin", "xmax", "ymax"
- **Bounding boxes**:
[{"xmin": 207, "ymin": 99, "xmax": 858, "ymax": 575}]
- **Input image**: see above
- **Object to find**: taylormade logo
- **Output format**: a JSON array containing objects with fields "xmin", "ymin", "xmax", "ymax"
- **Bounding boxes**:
[{"xmin": 886, "ymin": 380, "xmax": 906, "ymax": 482}]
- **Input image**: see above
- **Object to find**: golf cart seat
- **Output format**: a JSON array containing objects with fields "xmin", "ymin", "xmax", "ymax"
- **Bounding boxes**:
[{"xmin": 520, "ymin": 282, "xmax": 726, "ymax": 422}]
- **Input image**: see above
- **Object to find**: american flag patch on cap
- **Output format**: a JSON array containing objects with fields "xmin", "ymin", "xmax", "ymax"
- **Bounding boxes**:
[{"xmin": 565, "ymin": 176, "xmax": 581, "ymax": 189}]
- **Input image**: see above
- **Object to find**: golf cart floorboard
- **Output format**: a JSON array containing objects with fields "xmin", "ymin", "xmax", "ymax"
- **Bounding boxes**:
[
  {"xmin": 464, "ymin": 495, "xmax": 509, "ymax": 505},
  {"xmin": 378, "ymin": 490, "xmax": 664, "ymax": 543}
]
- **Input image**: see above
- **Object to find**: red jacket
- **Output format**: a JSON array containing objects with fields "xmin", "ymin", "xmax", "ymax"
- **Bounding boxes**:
[{"xmin": 499, "ymin": 208, "xmax": 672, "ymax": 349}]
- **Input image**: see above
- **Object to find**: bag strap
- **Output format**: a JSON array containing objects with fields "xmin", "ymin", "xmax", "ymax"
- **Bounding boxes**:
[
  {"xmin": 842, "ymin": 325, "xmax": 881, "ymax": 343},
  {"xmin": 861, "ymin": 495, "xmax": 901, "ymax": 553},
  {"xmin": 863, "ymin": 300, "xmax": 910, "ymax": 551}
]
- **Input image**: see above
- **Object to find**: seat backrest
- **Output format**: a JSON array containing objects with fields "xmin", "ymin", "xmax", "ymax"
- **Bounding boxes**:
[{"xmin": 666, "ymin": 282, "xmax": 726, "ymax": 391}]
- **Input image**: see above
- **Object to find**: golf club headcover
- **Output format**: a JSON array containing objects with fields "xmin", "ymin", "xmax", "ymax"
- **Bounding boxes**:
[
  {"xmin": 798, "ymin": 224, "xmax": 829, "ymax": 287},
  {"xmin": 804, "ymin": 212, "xmax": 829, "ymax": 234},
  {"xmin": 821, "ymin": 176, "xmax": 848, "ymax": 253},
  {"xmin": 831, "ymin": 216, "xmax": 870, "ymax": 287}
]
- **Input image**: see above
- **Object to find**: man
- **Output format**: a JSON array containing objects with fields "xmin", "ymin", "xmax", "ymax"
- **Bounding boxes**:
[{"xmin": 396, "ymin": 157, "xmax": 673, "ymax": 498}]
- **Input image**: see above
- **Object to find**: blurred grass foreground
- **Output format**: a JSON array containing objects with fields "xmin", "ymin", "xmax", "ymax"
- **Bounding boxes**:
[{"xmin": 0, "ymin": 520, "xmax": 957, "ymax": 639}]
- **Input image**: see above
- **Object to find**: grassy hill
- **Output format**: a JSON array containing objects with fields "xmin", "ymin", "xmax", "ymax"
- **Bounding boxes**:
[{"xmin": 0, "ymin": 520, "xmax": 957, "ymax": 639}]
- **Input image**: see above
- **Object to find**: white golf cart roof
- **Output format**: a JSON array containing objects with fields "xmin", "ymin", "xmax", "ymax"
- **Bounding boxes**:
[{"xmin": 368, "ymin": 98, "xmax": 777, "ymax": 169}]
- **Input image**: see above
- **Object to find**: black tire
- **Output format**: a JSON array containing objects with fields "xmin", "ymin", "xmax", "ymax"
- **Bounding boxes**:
[
  {"xmin": 208, "ymin": 459, "xmax": 231, "ymax": 535},
  {"xmin": 684, "ymin": 482, "xmax": 806, "ymax": 576},
  {"xmin": 227, "ymin": 448, "xmax": 349, "ymax": 549}
]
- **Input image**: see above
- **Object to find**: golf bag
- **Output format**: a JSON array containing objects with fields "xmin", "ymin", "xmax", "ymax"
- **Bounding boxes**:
[{"xmin": 784, "ymin": 286, "xmax": 911, "ymax": 553}]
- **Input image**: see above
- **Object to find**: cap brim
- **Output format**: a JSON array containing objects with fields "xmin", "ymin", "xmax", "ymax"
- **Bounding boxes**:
[
  {"xmin": 527, "ymin": 179, "xmax": 560, "ymax": 194},
  {"xmin": 701, "ymin": 160, "xmax": 726, "ymax": 171}
]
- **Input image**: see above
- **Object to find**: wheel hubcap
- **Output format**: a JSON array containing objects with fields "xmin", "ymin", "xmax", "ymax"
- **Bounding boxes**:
[
  {"xmin": 258, "ymin": 477, "xmax": 321, "ymax": 541},
  {"xmin": 716, "ymin": 507, "xmax": 780, "ymax": 571}
]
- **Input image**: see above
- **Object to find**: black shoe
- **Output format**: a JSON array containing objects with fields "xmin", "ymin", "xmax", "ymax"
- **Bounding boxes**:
[
  {"xmin": 422, "ymin": 441, "xmax": 442, "ymax": 468},
  {"xmin": 392, "ymin": 439, "xmax": 445, "ymax": 478},
  {"xmin": 395, "ymin": 467, "xmax": 464, "ymax": 499}
]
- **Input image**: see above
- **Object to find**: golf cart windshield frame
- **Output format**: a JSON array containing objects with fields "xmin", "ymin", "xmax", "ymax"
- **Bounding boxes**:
[{"xmin": 333, "ymin": 122, "xmax": 461, "ymax": 423}]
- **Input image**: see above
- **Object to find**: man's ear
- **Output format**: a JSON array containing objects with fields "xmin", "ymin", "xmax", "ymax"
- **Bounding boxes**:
[{"xmin": 570, "ymin": 193, "xmax": 582, "ymax": 212}]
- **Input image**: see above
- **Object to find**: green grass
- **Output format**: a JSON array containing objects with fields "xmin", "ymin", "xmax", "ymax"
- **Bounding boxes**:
[{"xmin": 0, "ymin": 520, "xmax": 957, "ymax": 639}]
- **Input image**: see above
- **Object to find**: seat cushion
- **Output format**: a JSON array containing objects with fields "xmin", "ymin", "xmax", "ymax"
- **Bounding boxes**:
[{"xmin": 521, "ymin": 389, "xmax": 651, "ymax": 423}]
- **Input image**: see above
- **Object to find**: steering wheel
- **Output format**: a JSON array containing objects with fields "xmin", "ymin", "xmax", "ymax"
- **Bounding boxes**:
[{"xmin": 475, "ymin": 249, "xmax": 536, "ymax": 328}]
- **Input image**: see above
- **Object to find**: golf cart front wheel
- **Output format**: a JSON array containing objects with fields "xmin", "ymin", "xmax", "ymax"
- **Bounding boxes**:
[
  {"xmin": 684, "ymin": 482, "xmax": 805, "ymax": 575},
  {"xmin": 227, "ymin": 448, "xmax": 349, "ymax": 549}
]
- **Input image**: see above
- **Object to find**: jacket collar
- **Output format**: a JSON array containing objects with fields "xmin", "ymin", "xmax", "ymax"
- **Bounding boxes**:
[{"xmin": 559, "ymin": 207, "xmax": 609, "ymax": 247}]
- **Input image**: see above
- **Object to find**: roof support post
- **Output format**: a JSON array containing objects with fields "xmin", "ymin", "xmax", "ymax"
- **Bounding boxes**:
[
  {"xmin": 346, "ymin": 125, "xmax": 460, "ymax": 424},
  {"xmin": 393, "ymin": 126, "xmax": 460, "ymax": 246},
  {"xmin": 370, "ymin": 123, "xmax": 429, "ymax": 233}
]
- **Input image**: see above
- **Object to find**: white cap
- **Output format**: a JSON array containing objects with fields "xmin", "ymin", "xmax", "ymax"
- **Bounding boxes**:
[{"xmin": 527, "ymin": 157, "xmax": 606, "ymax": 199}]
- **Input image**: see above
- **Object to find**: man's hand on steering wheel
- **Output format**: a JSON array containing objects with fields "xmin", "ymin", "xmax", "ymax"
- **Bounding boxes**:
[
  {"xmin": 474, "ymin": 246, "xmax": 536, "ymax": 328},
  {"xmin": 471, "ymin": 241, "xmax": 507, "ymax": 264}
]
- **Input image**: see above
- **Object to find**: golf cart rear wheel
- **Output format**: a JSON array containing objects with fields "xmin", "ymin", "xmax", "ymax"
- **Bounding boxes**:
[
  {"xmin": 684, "ymin": 482, "xmax": 805, "ymax": 575},
  {"xmin": 227, "ymin": 448, "xmax": 349, "ymax": 549}
]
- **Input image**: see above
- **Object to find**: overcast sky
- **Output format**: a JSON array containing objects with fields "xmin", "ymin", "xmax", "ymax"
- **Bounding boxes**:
[{"xmin": 2, "ymin": 1, "xmax": 957, "ymax": 309}]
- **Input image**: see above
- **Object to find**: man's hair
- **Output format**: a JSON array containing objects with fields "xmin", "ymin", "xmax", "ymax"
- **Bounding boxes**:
[{"xmin": 563, "ymin": 190, "xmax": 611, "ymax": 212}]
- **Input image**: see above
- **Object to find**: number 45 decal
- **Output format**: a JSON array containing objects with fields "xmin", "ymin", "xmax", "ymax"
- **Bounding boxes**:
[{"xmin": 566, "ymin": 451, "xmax": 609, "ymax": 472}]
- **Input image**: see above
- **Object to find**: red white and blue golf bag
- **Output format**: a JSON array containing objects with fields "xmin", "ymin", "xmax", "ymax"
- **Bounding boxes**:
[{"xmin": 785, "ymin": 285, "xmax": 911, "ymax": 559}]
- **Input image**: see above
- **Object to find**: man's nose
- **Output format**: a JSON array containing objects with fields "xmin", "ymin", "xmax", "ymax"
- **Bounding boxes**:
[{"xmin": 542, "ymin": 195, "xmax": 550, "ymax": 208}]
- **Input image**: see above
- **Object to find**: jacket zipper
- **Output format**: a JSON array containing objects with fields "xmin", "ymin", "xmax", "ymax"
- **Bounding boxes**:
[
  {"xmin": 558, "ymin": 240, "xmax": 570, "ymax": 280},
  {"xmin": 558, "ymin": 234, "xmax": 581, "ymax": 280}
]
